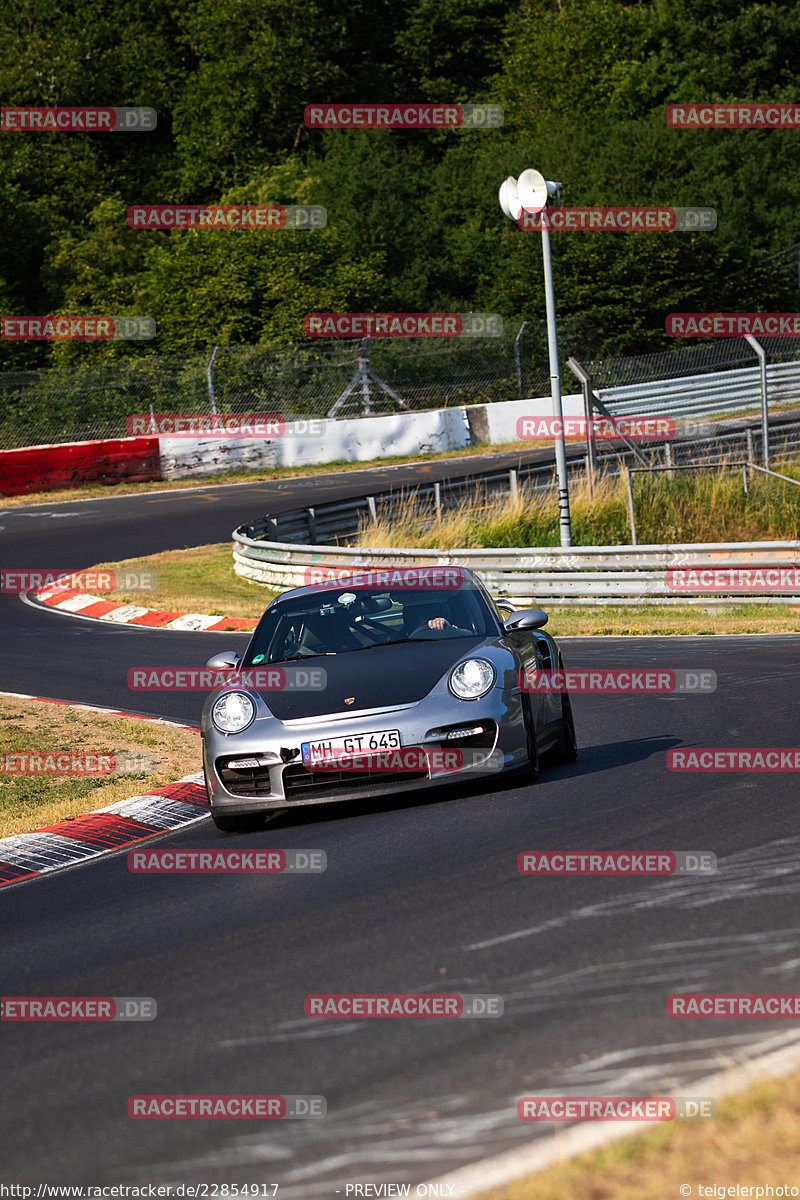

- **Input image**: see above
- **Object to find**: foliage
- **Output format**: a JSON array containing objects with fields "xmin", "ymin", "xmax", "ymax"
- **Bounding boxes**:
[{"xmin": 2, "ymin": 0, "xmax": 800, "ymax": 369}]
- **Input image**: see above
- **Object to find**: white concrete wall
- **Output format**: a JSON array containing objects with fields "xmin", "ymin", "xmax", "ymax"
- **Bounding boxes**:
[
  {"xmin": 158, "ymin": 395, "xmax": 578, "ymax": 480},
  {"xmin": 276, "ymin": 406, "xmax": 471, "ymax": 468},
  {"xmin": 159, "ymin": 407, "xmax": 472, "ymax": 479},
  {"xmin": 483, "ymin": 393, "xmax": 584, "ymax": 443}
]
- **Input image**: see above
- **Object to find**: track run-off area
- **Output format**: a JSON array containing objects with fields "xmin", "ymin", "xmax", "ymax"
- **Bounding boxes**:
[{"xmin": 2, "ymin": 456, "xmax": 799, "ymax": 1193}]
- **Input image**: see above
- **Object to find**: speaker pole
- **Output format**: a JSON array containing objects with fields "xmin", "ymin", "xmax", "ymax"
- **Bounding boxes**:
[{"xmin": 539, "ymin": 212, "xmax": 572, "ymax": 547}]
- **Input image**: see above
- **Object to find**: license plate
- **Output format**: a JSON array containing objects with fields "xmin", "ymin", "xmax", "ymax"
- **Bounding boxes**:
[{"xmin": 302, "ymin": 729, "xmax": 402, "ymax": 765}]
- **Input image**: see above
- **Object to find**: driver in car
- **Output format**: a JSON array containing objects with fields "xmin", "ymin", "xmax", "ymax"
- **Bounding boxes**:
[{"xmin": 406, "ymin": 598, "xmax": 472, "ymax": 636}]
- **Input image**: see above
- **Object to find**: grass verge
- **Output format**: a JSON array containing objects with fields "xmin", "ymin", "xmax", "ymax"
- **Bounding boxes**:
[
  {"xmin": 67, "ymin": 545, "xmax": 800, "ymax": 635},
  {"xmin": 0, "ymin": 695, "xmax": 201, "ymax": 838},
  {"xmin": 37, "ymin": 459, "xmax": 800, "ymax": 635},
  {"xmin": 92, "ymin": 544, "xmax": 276, "ymax": 618},
  {"xmin": 474, "ymin": 1066, "xmax": 800, "ymax": 1199}
]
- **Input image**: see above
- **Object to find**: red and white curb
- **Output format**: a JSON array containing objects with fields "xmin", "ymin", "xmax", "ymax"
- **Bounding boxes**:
[
  {"xmin": 30, "ymin": 584, "xmax": 256, "ymax": 633},
  {"xmin": 0, "ymin": 692, "xmax": 208, "ymax": 889},
  {"xmin": 0, "ymin": 773, "xmax": 209, "ymax": 889}
]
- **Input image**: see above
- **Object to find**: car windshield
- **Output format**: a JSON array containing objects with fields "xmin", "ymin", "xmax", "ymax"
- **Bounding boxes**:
[{"xmin": 242, "ymin": 584, "xmax": 496, "ymax": 664}]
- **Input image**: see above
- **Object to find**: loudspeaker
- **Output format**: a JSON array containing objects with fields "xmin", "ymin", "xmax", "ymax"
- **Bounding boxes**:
[{"xmin": 498, "ymin": 176, "xmax": 522, "ymax": 221}]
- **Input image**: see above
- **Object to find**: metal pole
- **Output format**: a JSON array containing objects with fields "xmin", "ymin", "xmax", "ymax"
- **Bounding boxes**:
[
  {"xmin": 540, "ymin": 217, "xmax": 572, "ymax": 547},
  {"xmin": 206, "ymin": 345, "xmax": 219, "ymax": 415},
  {"xmin": 744, "ymin": 334, "xmax": 768, "ymax": 467},
  {"xmin": 513, "ymin": 321, "xmax": 529, "ymax": 395},
  {"xmin": 625, "ymin": 467, "xmax": 637, "ymax": 546},
  {"xmin": 566, "ymin": 356, "xmax": 597, "ymax": 498}
]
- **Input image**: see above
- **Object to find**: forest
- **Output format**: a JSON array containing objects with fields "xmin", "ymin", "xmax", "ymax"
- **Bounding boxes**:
[{"xmin": 2, "ymin": 0, "xmax": 800, "ymax": 370}]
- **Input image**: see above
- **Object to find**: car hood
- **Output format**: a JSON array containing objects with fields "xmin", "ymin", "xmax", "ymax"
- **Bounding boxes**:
[{"xmin": 259, "ymin": 637, "xmax": 489, "ymax": 720}]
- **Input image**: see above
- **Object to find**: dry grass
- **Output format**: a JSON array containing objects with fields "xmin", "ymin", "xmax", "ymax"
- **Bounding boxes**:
[
  {"xmin": 357, "ymin": 463, "xmax": 800, "ymax": 550},
  {"xmin": 0, "ymin": 695, "xmax": 201, "ymax": 837},
  {"xmin": 476, "ymin": 1067, "xmax": 800, "ymax": 1199},
  {"xmin": 90, "ymin": 543, "xmax": 276, "ymax": 618},
  {"xmin": 546, "ymin": 604, "xmax": 800, "ymax": 636}
]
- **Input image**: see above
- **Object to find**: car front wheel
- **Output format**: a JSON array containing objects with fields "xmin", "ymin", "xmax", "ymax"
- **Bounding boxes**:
[
  {"xmin": 521, "ymin": 694, "xmax": 540, "ymax": 782},
  {"xmin": 557, "ymin": 690, "xmax": 578, "ymax": 762}
]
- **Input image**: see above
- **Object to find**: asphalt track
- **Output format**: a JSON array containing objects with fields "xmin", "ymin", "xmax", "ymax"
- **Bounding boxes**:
[{"xmin": 2, "ymin": 453, "xmax": 800, "ymax": 1193}]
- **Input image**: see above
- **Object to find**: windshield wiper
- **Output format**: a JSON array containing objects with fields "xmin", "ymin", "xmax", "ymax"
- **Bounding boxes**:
[{"xmin": 250, "ymin": 652, "xmax": 335, "ymax": 665}]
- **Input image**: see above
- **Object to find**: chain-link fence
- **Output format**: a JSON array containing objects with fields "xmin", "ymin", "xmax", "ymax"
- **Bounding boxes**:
[
  {"xmin": 4, "ymin": 321, "xmax": 800, "ymax": 450},
  {"xmin": 579, "ymin": 335, "xmax": 800, "ymax": 390},
  {"xmin": 0, "ymin": 326, "xmax": 564, "ymax": 449}
]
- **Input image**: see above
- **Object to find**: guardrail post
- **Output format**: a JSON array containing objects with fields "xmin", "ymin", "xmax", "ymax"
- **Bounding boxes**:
[
  {"xmin": 744, "ymin": 335, "xmax": 769, "ymax": 467},
  {"xmin": 664, "ymin": 442, "xmax": 674, "ymax": 479},
  {"xmin": 566, "ymin": 356, "xmax": 596, "ymax": 496},
  {"xmin": 625, "ymin": 467, "xmax": 637, "ymax": 546},
  {"xmin": 434, "ymin": 481, "xmax": 442, "ymax": 521},
  {"xmin": 746, "ymin": 427, "xmax": 755, "ymax": 465}
]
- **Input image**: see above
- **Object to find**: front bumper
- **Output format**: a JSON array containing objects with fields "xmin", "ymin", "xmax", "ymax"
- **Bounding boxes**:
[{"xmin": 202, "ymin": 691, "xmax": 525, "ymax": 812}]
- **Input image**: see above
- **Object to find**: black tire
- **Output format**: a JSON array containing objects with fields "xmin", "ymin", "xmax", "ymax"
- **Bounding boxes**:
[
  {"xmin": 211, "ymin": 809, "xmax": 268, "ymax": 833},
  {"xmin": 557, "ymin": 690, "xmax": 578, "ymax": 763},
  {"xmin": 521, "ymin": 694, "xmax": 540, "ymax": 782}
]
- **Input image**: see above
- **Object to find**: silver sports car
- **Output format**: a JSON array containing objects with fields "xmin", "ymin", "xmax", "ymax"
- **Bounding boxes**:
[{"xmin": 200, "ymin": 567, "xmax": 577, "ymax": 831}]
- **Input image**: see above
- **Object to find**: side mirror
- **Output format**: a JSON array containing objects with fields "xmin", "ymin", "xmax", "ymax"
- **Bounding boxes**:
[
  {"xmin": 503, "ymin": 608, "xmax": 549, "ymax": 631},
  {"xmin": 206, "ymin": 651, "xmax": 241, "ymax": 670}
]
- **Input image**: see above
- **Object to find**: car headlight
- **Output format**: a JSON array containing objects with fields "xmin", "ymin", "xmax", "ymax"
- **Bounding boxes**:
[
  {"xmin": 212, "ymin": 692, "xmax": 256, "ymax": 733},
  {"xmin": 449, "ymin": 659, "xmax": 495, "ymax": 700}
]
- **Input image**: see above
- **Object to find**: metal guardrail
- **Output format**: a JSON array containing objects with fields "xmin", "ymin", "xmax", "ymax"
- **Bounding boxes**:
[
  {"xmin": 600, "ymin": 359, "xmax": 800, "ymax": 422},
  {"xmin": 232, "ymin": 415, "xmax": 800, "ymax": 606},
  {"xmin": 233, "ymin": 534, "xmax": 800, "ymax": 607},
  {"xmin": 235, "ymin": 413, "xmax": 800, "ymax": 545}
]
